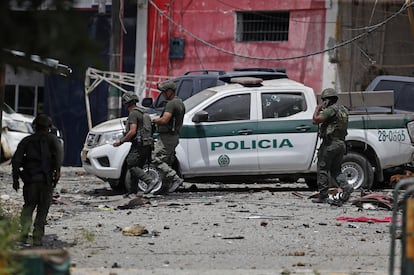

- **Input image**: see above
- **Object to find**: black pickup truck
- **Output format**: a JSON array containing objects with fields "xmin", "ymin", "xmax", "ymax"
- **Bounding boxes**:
[
  {"xmin": 142, "ymin": 68, "xmax": 287, "ymax": 113},
  {"xmin": 366, "ymin": 75, "xmax": 414, "ymax": 112}
]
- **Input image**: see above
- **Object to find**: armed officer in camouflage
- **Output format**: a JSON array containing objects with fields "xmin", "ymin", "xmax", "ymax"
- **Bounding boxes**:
[
  {"xmin": 12, "ymin": 114, "xmax": 62, "ymax": 246},
  {"xmin": 144, "ymin": 80, "xmax": 185, "ymax": 194},
  {"xmin": 114, "ymin": 92, "xmax": 155, "ymax": 196},
  {"xmin": 312, "ymin": 88, "xmax": 353, "ymax": 205}
]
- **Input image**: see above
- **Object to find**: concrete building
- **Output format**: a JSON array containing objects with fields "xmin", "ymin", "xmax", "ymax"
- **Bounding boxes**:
[{"xmin": 5, "ymin": 0, "xmax": 414, "ymax": 165}]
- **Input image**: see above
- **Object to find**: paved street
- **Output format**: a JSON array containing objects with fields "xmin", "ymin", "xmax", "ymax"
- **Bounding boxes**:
[{"xmin": 0, "ymin": 166, "xmax": 403, "ymax": 274}]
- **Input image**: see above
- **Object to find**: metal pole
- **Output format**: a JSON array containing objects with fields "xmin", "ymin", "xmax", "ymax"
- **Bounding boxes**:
[
  {"xmin": 0, "ymin": 65, "xmax": 5, "ymax": 159},
  {"xmin": 108, "ymin": 0, "xmax": 122, "ymax": 120},
  {"xmin": 389, "ymin": 178, "xmax": 414, "ymax": 275},
  {"xmin": 401, "ymin": 185, "xmax": 414, "ymax": 275}
]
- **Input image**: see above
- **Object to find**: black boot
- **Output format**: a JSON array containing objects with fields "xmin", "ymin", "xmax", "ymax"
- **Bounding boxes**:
[{"xmin": 312, "ymin": 196, "xmax": 328, "ymax": 203}]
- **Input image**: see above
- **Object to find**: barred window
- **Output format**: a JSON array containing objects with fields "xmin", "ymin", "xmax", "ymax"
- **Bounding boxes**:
[{"xmin": 236, "ymin": 11, "xmax": 289, "ymax": 42}]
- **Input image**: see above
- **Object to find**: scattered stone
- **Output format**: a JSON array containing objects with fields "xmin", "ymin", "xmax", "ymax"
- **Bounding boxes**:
[{"xmin": 122, "ymin": 225, "xmax": 148, "ymax": 236}]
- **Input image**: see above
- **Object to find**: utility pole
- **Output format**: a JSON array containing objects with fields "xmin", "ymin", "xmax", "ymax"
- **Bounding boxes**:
[
  {"xmin": 0, "ymin": 65, "xmax": 5, "ymax": 159},
  {"xmin": 108, "ymin": 0, "xmax": 123, "ymax": 120},
  {"xmin": 135, "ymin": 0, "xmax": 148, "ymax": 101}
]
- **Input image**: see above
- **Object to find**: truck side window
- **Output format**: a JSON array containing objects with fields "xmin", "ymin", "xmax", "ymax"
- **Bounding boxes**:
[
  {"xmin": 394, "ymin": 83, "xmax": 414, "ymax": 112},
  {"xmin": 204, "ymin": 94, "xmax": 250, "ymax": 122},
  {"xmin": 261, "ymin": 93, "xmax": 305, "ymax": 119},
  {"xmin": 177, "ymin": 79, "xmax": 194, "ymax": 101},
  {"xmin": 200, "ymin": 78, "xmax": 219, "ymax": 92}
]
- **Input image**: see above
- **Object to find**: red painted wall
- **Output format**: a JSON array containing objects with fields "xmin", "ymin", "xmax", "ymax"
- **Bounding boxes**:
[{"xmin": 147, "ymin": 0, "xmax": 326, "ymax": 95}]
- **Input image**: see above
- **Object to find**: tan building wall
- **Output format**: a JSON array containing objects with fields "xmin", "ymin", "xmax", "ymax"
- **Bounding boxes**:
[{"xmin": 337, "ymin": 0, "xmax": 414, "ymax": 93}]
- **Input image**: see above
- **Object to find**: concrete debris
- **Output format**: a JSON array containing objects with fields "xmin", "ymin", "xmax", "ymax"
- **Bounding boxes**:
[
  {"xmin": 351, "ymin": 193, "xmax": 393, "ymax": 210},
  {"xmin": 97, "ymin": 205, "xmax": 114, "ymax": 211},
  {"xmin": 122, "ymin": 224, "xmax": 148, "ymax": 236},
  {"xmin": 117, "ymin": 196, "xmax": 148, "ymax": 209},
  {"xmin": 390, "ymin": 169, "xmax": 414, "ymax": 187},
  {"xmin": 287, "ymin": 251, "xmax": 305, "ymax": 256}
]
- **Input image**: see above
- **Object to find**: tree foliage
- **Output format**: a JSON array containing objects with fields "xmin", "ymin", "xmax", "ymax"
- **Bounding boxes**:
[{"xmin": 0, "ymin": 0, "xmax": 104, "ymax": 72}]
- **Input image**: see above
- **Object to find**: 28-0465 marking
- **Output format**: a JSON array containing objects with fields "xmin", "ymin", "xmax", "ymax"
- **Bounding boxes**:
[{"xmin": 377, "ymin": 129, "xmax": 406, "ymax": 142}]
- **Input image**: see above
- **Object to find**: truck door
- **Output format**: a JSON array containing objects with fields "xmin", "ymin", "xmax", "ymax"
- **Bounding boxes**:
[
  {"xmin": 257, "ymin": 91, "xmax": 318, "ymax": 171},
  {"xmin": 186, "ymin": 92, "xmax": 259, "ymax": 174}
]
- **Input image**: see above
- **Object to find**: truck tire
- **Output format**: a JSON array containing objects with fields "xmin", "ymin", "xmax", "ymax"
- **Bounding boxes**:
[
  {"xmin": 109, "ymin": 179, "xmax": 125, "ymax": 192},
  {"xmin": 137, "ymin": 164, "xmax": 163, "ymax": 193},
  {"xmin": 304, "ymin": 177, "xmax": 318, "ymax": 190},
  {"xmin": 341, "ymin": 152, "xmax": 374, "ymax": 190}
]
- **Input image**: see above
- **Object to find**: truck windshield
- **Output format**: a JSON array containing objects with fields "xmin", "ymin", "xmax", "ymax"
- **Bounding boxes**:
[{"xmin": 184, "ymin": 90, "xmax": 217, "ymax": 113}]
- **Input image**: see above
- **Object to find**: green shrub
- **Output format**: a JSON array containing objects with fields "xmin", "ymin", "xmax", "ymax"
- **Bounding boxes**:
[{"xmin": 0, "ymin": 205, "xmax": 22, "ymax": 274}]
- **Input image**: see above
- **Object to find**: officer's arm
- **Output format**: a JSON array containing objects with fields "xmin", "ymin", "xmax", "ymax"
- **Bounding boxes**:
[
  {"xmin": 312, "ymin": 104, "xmax": 326, "ymax": 124},
  {"xmin": 154, "ymin": 112, "xmax": 172, "ymax": 125},
  {"xmin": 11, "ymin": 140, "xmax": 26, "ymax": 180},
  {"xmin": 120, "ymin": 123, "xmax": 137, "ymax": 143}
]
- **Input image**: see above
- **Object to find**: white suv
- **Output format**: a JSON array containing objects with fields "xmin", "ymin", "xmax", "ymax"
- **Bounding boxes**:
[
  {"xmin": 1, "ymin": 103, "xmax": 64, "ymax": 162},
  {"xmin": 1, "ymin": 103, "xmax": 35, "ymax": 161}
]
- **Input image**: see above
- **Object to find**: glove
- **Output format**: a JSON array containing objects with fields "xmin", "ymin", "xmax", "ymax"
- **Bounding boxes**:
[{"xmin": 13, "ymin": 178, "xmax": 19, "ymax": 192}]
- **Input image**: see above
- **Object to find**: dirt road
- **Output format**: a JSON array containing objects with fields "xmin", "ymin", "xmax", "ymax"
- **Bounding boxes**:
[{"xmin": 0, "ymin": 166, "xmax": 402, "ymax": 274}]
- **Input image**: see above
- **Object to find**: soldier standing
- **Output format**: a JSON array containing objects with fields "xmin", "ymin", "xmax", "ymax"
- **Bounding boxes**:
[
  {"xmin": 114, "ymin": 92, "xmax": 155, "ymax": 195},
  {"xmin": 312, "ymin": 88, "xmax": 353, "ymax": 205},
  {"xmin": 145, "ymin": 80, "xmax": 185, "ymax": 194},
  {"xmin": 12, "ymin": 114, "xmax": 62, "ymax": 246}
]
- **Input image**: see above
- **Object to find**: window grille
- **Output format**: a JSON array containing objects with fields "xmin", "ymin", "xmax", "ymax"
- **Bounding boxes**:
[{"xmin": 236, "ymin": 11, "xmax": 289, "ymax": 42}]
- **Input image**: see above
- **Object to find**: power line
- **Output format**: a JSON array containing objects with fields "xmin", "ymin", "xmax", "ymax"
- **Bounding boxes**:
[{"xmin": 148, "ymin": 0, "xmax": 413, "ymax": 61}]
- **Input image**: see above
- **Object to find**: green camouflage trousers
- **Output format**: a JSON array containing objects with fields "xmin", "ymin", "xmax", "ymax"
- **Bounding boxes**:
[
  {"xmin": 125, "ymin": 145, "xmax": 153, "ymax": 193},
  {"xmin": 152, "ymin": 133, "xmax": 180, "ymax": 181},
  {"xmin": 317, "ymin": 139, "xmax": 352, "ymax": 197}
]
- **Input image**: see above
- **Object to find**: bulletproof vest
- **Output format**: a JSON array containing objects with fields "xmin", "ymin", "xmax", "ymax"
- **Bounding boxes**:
[
  {"xmin": 22, "ymin": 133, "xmax": 56, "ymax": 183},
  {"xmin": 320, "ymin": 104, "xmax": 348, "ymax": 140},
  {"xmin": 133, "ymin": 107, "xmax": 153, "ymax": 146},
  {"xmin": 157, "ymin": 97, "xmax": 185, "ymax": 134}
]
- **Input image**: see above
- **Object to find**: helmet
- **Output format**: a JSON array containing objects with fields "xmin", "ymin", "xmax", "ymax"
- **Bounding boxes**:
[
  {"xmin": 33, "ymin": 114, "xmax": 52, "ymax": 130},
  {"xmin": 321, "ymin": 88, "xmax": 338, "ymax": 99},
  {"xmin": 158, "ymin": 80, "xmax": 176, "ymax": 93},
  {"xmin": 122, "ymin": 92, "xmax": 139, "ymax": 105}
]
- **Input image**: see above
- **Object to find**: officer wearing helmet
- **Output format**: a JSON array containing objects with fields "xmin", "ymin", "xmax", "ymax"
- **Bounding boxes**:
[
  {"xmin": 144, "ymin": 80, "xmax": 185, "ymax": 194},
  {"xmin": 12, "ymin": 114, "xmax": 62, "ymax": 246},
  {"xmin": 114, "ymin": 91, "xmax": 156, "ymax": 196},
  {"xmin": 312, "ymin": 88, "xmax": 352, "ymax": 205}
]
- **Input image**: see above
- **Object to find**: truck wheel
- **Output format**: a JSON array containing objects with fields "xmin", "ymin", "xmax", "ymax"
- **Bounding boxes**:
[
  {"xmin": 109, "ymin": 179, "xmax": 126, "ymax": 192},
  {"xmin": 137, "ymin": 164, "xmax": 163, "ymax": 193},
  {"xmin": 305, "ymin": 177, "xmax": 318, "ymax": 190},
  {"xmin": 341, "ymin": 152, "xmax": 374, "ymax": 190}
]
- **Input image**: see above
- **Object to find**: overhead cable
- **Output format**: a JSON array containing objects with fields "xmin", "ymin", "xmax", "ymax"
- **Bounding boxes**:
[{"xmin": 148, "ymin": 0, "xmax": 414, "ymax": 61}]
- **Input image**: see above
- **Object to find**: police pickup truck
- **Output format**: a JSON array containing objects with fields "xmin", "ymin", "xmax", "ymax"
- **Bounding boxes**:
[{"xmin": 81, "ymin": 78, "xmax": 414, "ymax": 193}]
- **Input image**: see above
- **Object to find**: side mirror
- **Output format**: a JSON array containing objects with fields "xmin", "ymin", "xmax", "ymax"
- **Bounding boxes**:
[
  {"xmin": 192, "ymin": 111, "xmax": 209, "ymax": 123},
  {"xmin": 141, "ymin": 97, "xmax": 153, "ymax": 107}
]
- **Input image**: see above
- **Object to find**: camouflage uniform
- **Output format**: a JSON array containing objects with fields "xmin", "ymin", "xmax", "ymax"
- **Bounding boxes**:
[
  {"xmin": 124, "ymin": 107, "xmax": 153, "ymax": 194},
  {"xmin": 152, "ymin": 96, "xmax": 185, "ymax": 187},
  {"xmin": 12, "ymin": 114, "xmax": 62, "ymax": 246},
  {"xmin": 317, "ymin": 101, "xmax": 352, "ymax": 201}
]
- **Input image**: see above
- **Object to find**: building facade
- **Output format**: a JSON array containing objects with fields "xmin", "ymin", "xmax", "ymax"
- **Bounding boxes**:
[{"xmin": 5, "ymin": 0, "xmax": 414, "ymax": 166}]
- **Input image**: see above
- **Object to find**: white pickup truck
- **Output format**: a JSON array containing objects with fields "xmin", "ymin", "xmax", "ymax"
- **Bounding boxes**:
[{"xmin": 81, "ymin": 78, "xmax": 414, "ymax": 193}]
